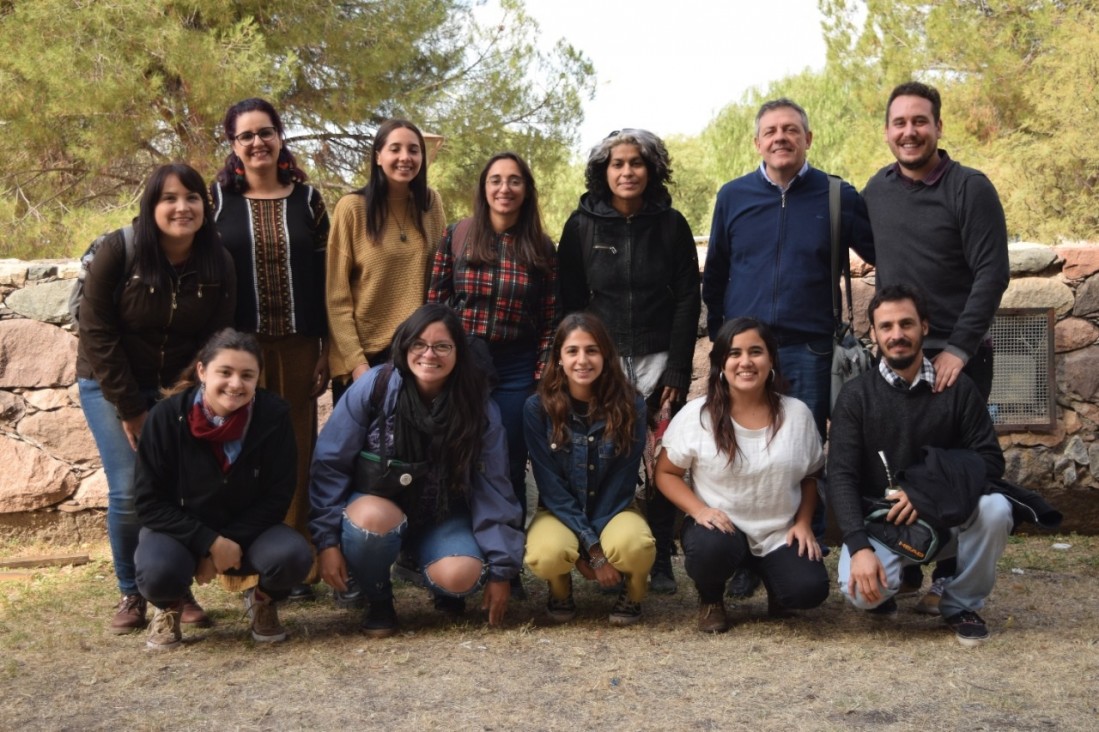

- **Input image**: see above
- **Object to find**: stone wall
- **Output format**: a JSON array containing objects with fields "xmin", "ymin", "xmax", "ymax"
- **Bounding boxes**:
[{"xmin": 2, "ymin": 244, "xmax": 1097, "ymax": 534}]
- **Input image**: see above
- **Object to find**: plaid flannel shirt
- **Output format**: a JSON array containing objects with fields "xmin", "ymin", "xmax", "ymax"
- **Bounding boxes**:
[{"xmin": 428, "ymin": 226, "xmax": 558, "ymax": 377}]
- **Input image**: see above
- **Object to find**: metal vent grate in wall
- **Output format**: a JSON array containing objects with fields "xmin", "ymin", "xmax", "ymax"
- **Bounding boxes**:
[{"xmin": 988, "ymin": 308, "xmax": 1056, "ymax": 432}]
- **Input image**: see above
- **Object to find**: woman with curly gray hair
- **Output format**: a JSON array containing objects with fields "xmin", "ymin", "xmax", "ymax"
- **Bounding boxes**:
[{"xmin": 557, "ymin": 129, "xmax": 700, "ymax": 595}]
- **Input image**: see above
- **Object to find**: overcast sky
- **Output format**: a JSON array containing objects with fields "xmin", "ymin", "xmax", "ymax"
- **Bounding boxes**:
[{"xmin": 516, "ymin": 0, "xmax": 829, "ymax": 151}]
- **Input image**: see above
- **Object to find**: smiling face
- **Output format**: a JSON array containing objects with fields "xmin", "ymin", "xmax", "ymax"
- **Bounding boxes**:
[
  {"xmin": 231, "ymin": 110, "xmax": 281, "ymax": 176},
  {"xmin": 754, "ymin": 106, "xmax": 812, "ymax": 182},
  {"xmin": 886, "ymin": 94, "xmax": 943, "ymax": 180},
  {"xmin": 484, "ymin": 157, "xmax": 526, "ymax": 229},
  {"xmin": 559, "ymin": 328, "xmax": 605, "ymax": 401},
  {"xmin": 376, "ymin": 126, "xmax": 423, "ymax": 188},
  {"xmin": 153, "ymin": 174, "xmax": 205, "ymax": 246},
  {"xmin": 870, "ymin": 298, "xmax": 929, "ymax": 374},
  {"xmin": 406, "ymin": 320, "xmax": 457, "ymax": 398},
  {"xmin": 606, "ymin": 143, "xmax": 649, "ymax": 214},
  {"xmin": 722, "ymin": 328, "xmax": 773, "ymax": 398},
  {"xmin": 196, "ymin": 348, "xmax": 260, "ymax": 418}
]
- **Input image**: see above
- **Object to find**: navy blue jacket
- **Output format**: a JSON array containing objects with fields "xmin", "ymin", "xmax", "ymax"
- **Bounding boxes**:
[
  {"xmin": 703, "ymin": 166, "xmax": 875, "ymax": 343},
  {"xmin": 523, "ymin": 392, "xmax": 647, "ymax": 552},
  {"xmin": 309, "ymin": 365, "xmax": 523, "ymax": 582}
]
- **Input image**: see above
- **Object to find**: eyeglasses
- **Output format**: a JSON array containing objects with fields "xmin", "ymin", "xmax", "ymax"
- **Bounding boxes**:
[
  {"xmin": 409, "ymin": 340, "xmax": 455, "ymax": 356},
  {"xmin": 232, "ymin": 127, "xmax": 278, "ymax": 145}
]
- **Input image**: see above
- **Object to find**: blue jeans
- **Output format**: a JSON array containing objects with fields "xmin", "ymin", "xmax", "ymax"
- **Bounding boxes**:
[
  {"xmin": 777, "ymin": 339, "xmax": 832, "ymax": 539},
  {"xmin": 340, "ymin": 493, "xmax": 487, "ymax": 603},
  {"xmin": 489, "ymin": 343, "xmax": 536, "ymax": 525},
  {"xmin": 78, "ymin": 378, "xmax": 159, "ymax": 596},
  {"xmin": 838, "ymin": 494, "xmax": 1013, "ymax": 617}
]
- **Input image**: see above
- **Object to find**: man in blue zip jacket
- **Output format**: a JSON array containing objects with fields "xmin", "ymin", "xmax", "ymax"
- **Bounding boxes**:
[{"xmin": 703, "ymin": 98, "xmax": 875, "ymax": 439}]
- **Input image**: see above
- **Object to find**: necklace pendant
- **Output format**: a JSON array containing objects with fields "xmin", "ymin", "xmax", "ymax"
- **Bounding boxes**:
[{"xmin": 400, "ymin": 232, "xmax": 407, "ymax": 242}]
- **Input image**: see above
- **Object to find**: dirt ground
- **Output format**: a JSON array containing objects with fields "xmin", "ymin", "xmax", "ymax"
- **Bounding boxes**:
[{"xmin": 1, "ymin": 532, "xmax": 1097, "ymax": 731}]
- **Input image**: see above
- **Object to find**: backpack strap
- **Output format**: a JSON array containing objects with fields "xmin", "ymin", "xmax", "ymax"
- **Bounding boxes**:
[
  {"xmin": 370, "ymin": 363, "xmax": 395, "ymax": 466},
  {"xmin": 828, "ymin": 175, "xmax": 855, "ymax": 336},
  {"xmin": 450, "ymin": 217, "xmax": 474, "ymax": 263}
]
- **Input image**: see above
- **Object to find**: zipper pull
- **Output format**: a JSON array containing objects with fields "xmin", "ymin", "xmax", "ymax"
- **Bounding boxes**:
[{"xmin": 171, "ymin": 290, "xmax": 178, "ymax": 310}]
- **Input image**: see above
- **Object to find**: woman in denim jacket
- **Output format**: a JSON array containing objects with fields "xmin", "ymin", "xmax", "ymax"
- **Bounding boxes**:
[{"xmin": 523, "ymin": 313, "xmax": 655, "ymax": 626}]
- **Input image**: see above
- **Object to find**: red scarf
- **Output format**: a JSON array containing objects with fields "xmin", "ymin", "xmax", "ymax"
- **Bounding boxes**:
[{"xmin": 187, "ymin": 396, "xmax": 251, "ymax": 473}]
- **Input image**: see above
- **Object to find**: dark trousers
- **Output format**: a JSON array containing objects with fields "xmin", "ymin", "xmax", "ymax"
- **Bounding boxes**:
[
  {"xmin": 135, "ymin": 524, "xmax": 312, "ymax": 608},
  {"xmin": 682, "ymin": 518, "xmax": 829, "ymax": 608}
]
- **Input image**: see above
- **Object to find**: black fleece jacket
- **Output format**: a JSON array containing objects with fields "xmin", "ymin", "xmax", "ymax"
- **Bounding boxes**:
[
  {"xmin": 558, "ymin": 195, "xmax": 701, "ymax": 393},
  {"xmin": 826, "ymin": 369, "xmax": 1004, "ymax": 555},
  {"xmin": 134, "ymin": 387, "xmax": 296, "ymax": 557}
]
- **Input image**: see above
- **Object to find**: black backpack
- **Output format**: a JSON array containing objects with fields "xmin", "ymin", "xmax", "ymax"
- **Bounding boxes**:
[{"xmin": 68, "ymin": 225, "xmax": 136, "ymax": 333}]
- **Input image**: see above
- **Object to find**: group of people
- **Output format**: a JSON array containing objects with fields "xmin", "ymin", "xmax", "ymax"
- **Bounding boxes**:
[{"xmin": 79, "ymin": 80, "xmax": 1032, "ymax": 652}]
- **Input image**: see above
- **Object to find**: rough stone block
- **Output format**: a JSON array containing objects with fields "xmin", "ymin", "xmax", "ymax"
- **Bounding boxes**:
[
  {"xmin": 1000, "ymin": 277, "xmax": 1075, "ymax": 317},
  {"xmin": 1059, "ymin": 346, "xmax": 1099, "ymax": 401},
  {"xmin": 1009, "ymin": 242, "xmax": 1058, "ymax": 275},
  {"xmin": 1055, "ymin": 245, "xmax": 1099, "ymax": 280},
  {"xmin": 72, "ymin": 469, "xmax": 107, "ymax": 508},
  {"xmin": 0, "ymin": 260, "xmax": 27, "ymax": 287},
  {"xmin": 0, "ymin": 319, "xmax": 77, "ymax": 387},
  {"xmin": 17, "ymin": 406, "xmax": 96, "ymax": 464},
  {"xmin": 1073, "ymin": 275, "xmax": 1099, "ymax": 317},
  {"xmin": 0, "ymin": 391, "xmax": 25, "ymax": 425},
  {"xmin": 0, "ymin": 436, "xmax": 76, "ymax": 512},
  {"xmin": 1054, "ymin": 317, "xmax": 1099, "ymax": 353},
  {"xmin": 23, "ymin": 388, "xmax": 72, "ymax": 411},
  {"xmin": 3, "ymin": 279, "xmax": 72, "ymax": 324}
]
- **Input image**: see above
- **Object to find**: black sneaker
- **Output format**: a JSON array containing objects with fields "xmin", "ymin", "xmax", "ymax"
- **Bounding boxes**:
[
  {"xmin": 433, "ymin": 594, "xmax": 466, "ymax": 619},
  {"xmin": 608, "ymin": 588, "xmax": 642, "ymax": 627},
  {"xmin": 287, "ymin": 584, "xmax": 316, "ymax": 603},
  {"xmin": 361, "ymin": 597, "xmax": 399, "ymax": 638},
  {"xmin": 726, "ymin": 567, "xmax": 761, "ymax": 599},
  {"xmin": 334, "ymin": 576, "xmax": 365, "ymax": 609},
  {"xmin": 649, "ymin": 556, "xmax": 677, "ymax": 595},
  {"xmin": 944, "ymin": 610, "xmax": 990, "ymax": 647},
  {"xmin": 866, "ymin": 597, "xmax": 898, "ymax": 618},
  {"xmin": 546, "ymin": 579, "xmax": 576, "ymax": 623}
]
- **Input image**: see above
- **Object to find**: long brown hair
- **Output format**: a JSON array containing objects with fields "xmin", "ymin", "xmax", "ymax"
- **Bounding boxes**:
[
  {"xmin": 704, "ymin": 317, "xmax": 785, "ymax": 465},
  {"xmin": 359, "ymin": 119, "xmax": 432, "ymax": 242},
  {"xmin": 536, "ymin": 313, "xmax": 637, "ymax": 455},
  {"xmin": 462, "ymin": 152, "xmax": 551, "ymax": 274}
]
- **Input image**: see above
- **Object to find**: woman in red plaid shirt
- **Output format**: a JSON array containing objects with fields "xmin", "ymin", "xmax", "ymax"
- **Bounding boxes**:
[{"xmin": 428, "ymin": 153, "xmax": 558, "ymax": 588}]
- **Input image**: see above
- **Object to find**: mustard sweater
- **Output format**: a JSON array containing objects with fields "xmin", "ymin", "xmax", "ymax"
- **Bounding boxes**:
[{"xmin": 326, "ymin": 188, "xmax": 446, "ymax": 379}]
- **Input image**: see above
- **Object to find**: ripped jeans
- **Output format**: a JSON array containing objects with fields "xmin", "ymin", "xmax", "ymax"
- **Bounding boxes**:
[{"xmin": 340, "ymin": 492, "xmax": 487, "ymax": 604}]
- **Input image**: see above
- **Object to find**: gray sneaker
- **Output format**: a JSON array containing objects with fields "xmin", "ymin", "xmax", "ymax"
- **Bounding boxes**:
[
  {"xmin": 145, "ymin": 605, "xmax": 182, "ymax": 651},
  {"xmin": 244, "ymin": 587, "xmax": 288, "ymax": 642},
  {"xmin": 608, "ymin": 588, "xmax": 642, "ymax": 627}
]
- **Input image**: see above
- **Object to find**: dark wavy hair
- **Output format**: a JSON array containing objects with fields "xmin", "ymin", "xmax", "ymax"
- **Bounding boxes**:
[
  {"xmin": 166, "ymin": 328, "xmax": 264, "ymax": 397},
  {"xmin": 704, "ymin": 317, "xmax": 785, "ymax": 465},
  {"xmin": 536, "ymin": 313, "xmax": 638, "ymax": 455},
  {"xmin": 133, "ymin": 163, "xmax": 226, "ymax": 293},
  {"xmin": 359, "ymin": 119, "xmax": 433, "ymax": 242},
  {"xmin": 214, "ymin": 98, "xmax": 307, "ymax": 193},
  {"xmin": 868, "ymin": 282, "xmax": 930, "ymax": 326},
  {"xmin": 583, "ymin": 128, "xmax": 672, "ymax": 208},
  {"xmin": 886, "ymin": 81, "xmax": 942, "ymax": 124},
  {"xmin": 391, "ymin": 303, "xmax": 488, "ymax": 486},
  {"xmin": 460, "ymin": 152, "xmax": 551, "ymax": 274}
]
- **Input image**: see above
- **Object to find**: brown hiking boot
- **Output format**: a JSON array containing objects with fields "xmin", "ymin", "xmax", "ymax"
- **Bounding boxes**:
[
  {"xmin": 697, "ymin": 601, "xmax": 729, "ymax": 634},
  {"xmin": 244, "ymin": 587, "xmax": 288, "ymax": 642},
  {"xmin": 180, "ymin": 591, "xmax": 211, "ymax": 627},
  {"xmin": 145, "ymin": 605, "xmax": 183, "ymax": 651},
  {"xmin": 109, "ymin": 594, "xmax": 148, "ymax": 635}
]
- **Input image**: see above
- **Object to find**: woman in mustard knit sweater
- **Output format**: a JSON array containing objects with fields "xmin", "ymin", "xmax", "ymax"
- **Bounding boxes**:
[{"xmin": 326, "ymin": 119, "xmax": 447, "ymax": 404}]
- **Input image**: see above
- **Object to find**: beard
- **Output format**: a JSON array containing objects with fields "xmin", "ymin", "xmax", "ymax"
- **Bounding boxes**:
[{"xmin": 881, "ymin": 333, "xmax": 923, "ymax": 372}]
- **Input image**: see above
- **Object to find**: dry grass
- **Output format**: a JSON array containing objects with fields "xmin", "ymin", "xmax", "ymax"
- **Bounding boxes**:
[{"xmin": 1, "ymin": 533, "xmax": 1097, "ymax": 731}]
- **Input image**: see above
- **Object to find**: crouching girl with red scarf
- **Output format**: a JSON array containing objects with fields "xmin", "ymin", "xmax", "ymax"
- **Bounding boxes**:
[{"xmin": 133, "ymin": 328, "xmax": 312, "ymax": 650}]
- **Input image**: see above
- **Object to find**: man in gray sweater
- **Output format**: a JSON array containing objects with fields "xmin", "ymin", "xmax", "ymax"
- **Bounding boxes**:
[
  {"xmin": 827, "ymin": 285, "xmax": 1013, "ymax": 647},
  {"xmin": 864, "ymin": 81, "xmax": 1011, "ymax": 610},
  {"xmin": 863, "ymin": 81, "xmax": 1009, "ymax": 400}
]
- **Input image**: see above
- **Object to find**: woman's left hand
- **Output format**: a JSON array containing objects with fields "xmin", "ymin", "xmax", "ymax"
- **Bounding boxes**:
[
  {"xmin": 310, "ymin": 350, "xmax": 330, "ymax": 398},
  {"xmin": 785, "ymin": 522, "xmax": 822, "ymax": 561},
  {"xmin": 482, "ymin": 579, "xmax": 510, "ymax": 626},
  {"xmin": 660, "ymin": 386, "xmax": 682, "ymax": 410}
]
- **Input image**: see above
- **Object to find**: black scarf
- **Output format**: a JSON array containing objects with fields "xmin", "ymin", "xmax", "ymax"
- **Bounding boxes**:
[{"xmin": 394, "ymin": 377, "xmax": 456, "ymax": 523}]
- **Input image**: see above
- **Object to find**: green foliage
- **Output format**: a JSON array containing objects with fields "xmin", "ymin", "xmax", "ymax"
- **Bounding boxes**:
[
  {"xmin": 0, "ymin": 0, "xmax": 594, "ymax": 257},
  {"xmin": 678, "ymin": 0, "xmax": 1099, "ymax": 242}
]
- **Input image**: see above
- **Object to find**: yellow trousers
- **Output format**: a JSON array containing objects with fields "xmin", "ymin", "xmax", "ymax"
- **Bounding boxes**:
[{"xmin": 525, "ymin": 507, "xmax": 655, "ymax": 602}]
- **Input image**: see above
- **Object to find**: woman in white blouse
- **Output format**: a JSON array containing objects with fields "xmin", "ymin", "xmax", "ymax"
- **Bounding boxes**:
[{"xmin": 655, "ymin": 317, "xmax": 828, "ymax": 633}]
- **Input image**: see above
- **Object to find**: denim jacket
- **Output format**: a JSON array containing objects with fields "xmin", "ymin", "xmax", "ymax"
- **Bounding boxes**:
[{"xmin": 523, "ymin": 392, "xmax": 647, "ymax": 552}]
